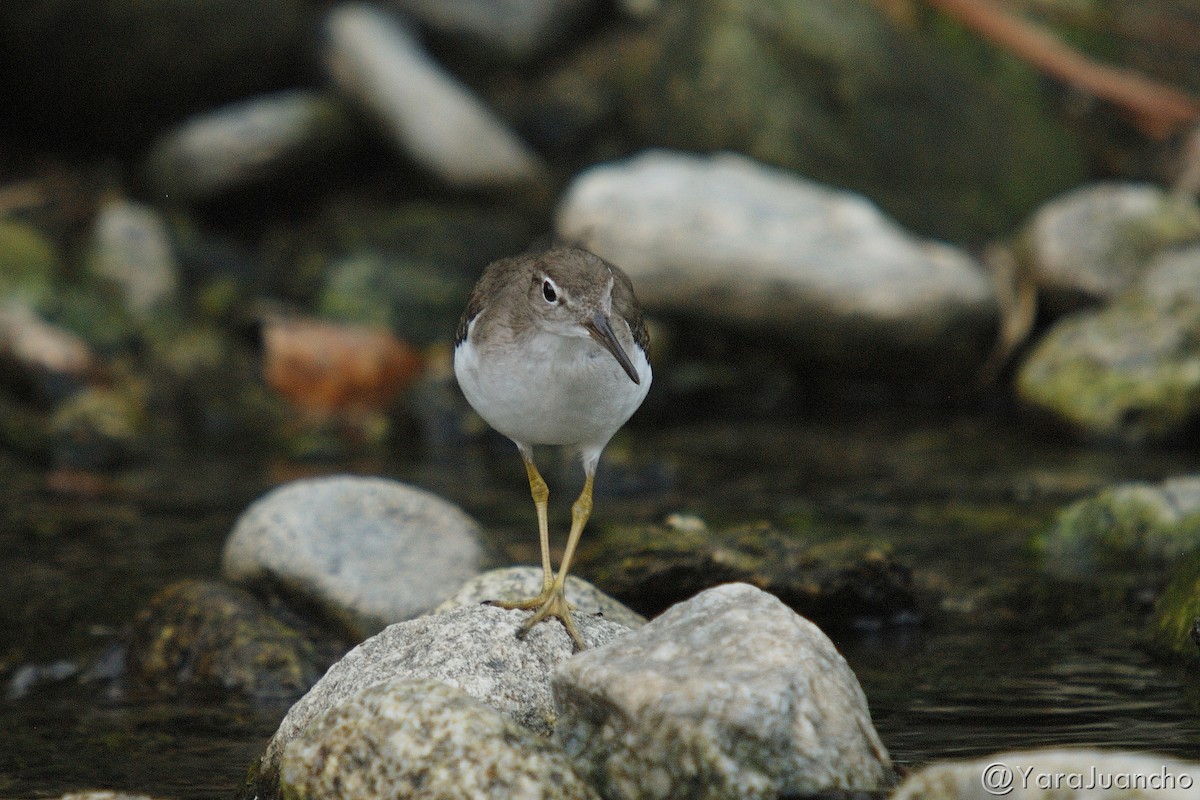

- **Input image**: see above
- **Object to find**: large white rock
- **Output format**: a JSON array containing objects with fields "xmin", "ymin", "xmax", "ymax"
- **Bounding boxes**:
[
  {"xmin": 552, "ymin": 582, "xmax": 894, "ymax": 799},
  {"xmin": 556, "ymin": 150, "xmax": 998, "ymax": 379},
  {"xmin": 222, "ymin": 475, "xmax": 485, "ymax": 639}
]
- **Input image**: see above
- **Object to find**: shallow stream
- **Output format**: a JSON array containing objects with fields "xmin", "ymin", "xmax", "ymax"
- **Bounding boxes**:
[{"xmin": 2, "ymin": 404, "xmax": 1199, "ymax": 797}]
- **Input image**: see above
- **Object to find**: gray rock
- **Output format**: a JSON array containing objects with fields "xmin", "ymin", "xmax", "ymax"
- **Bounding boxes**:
[
  {"xmin": 251, "ymin": 604, "xmax": 628, "ymax": 797},
  {"xmin": 389, "ymin": 0, "xmax": 599, "ymax": 60},
  {"xmin": 1019, "ymin": 182, "xmax": 1200, "ymax": 315},
  {"xmin": 1037, "ymin": 476, "xmax": 1200, "ymax": 576},
  {"xmin": 556, "ymin": 150, "xmax": 998, "ymax": 380},
  {"xmin": 892, "ymin": 748, "xmax": 1200, "ymax": 799},
  {"xmin": 143, "ymin": 90, "xmax": 356, "ymax": 203},
  {"xmin": 323, "ymin": 4, "xmax": 547, "ymax": 188},
  {"xmin": 280, "ymin": 678, "xmax": 599, "ymax": 800},
  {"xmin": 434, "ymin": 566, "xmax": 647, "ymax": 629},
  {"xmin": 552, "ymin": 582, "xmax": 894, "ymax": 799},
  {"xmin": 87, "ymin": 198, "xmax": 180, "ymax": 317},
  {"xmin": 1017, "ymin": 245, "xmax": 1200, "ymax": 442},
  {"xmin": 222, "ymin": 475, "xmax": 485, "ymax": 639},
  {"xmin": 0, "ymin": 302, "xmax": 96, "ymax": 396}
]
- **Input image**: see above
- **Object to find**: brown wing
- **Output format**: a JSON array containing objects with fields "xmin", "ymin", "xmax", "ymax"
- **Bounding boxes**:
[
  {"xmin": 607, "ymin": 261, "xmax": 650, "ymax": 358},
  {"xmin": 455, "ymin": 254, "xmax": 528, "ymax": 346}
]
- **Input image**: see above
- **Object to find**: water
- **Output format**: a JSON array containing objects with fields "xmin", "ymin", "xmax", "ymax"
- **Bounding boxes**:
[{"xmin": 2, "ymin": 405, "xmax": 1200, "ymax": 797}]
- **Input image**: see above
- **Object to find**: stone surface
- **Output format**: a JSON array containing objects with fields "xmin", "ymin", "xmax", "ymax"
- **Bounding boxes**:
[
  {"xmin": 279, "ymin": 678, "xmax": 599, "ymax": 800},
  {"xmin": 552, "ymin": 582, "xmax": 894, "ymax": 799},
  {"xmin": 434, "ymin": 566, "xmax": 647, "ymax": 629},
  {"xmin": 88, "ymin": 198, "xmax": 180, "ymax": 317},
  {"xmin": 556, "ymin": 150, "xmax": 997, "ymax": 380},
  {"xmin": 577, "ymin": 520, "xmax": 919, "ymax": 627},
  {"xmin": 1018, "ymin": 182, "xmax": 1200, "ymax": 315},
  {"xmin": 1037, "ymin": 476, "xmax": 1200, "ymax": 576},
  {"xmin": 322, "ymin": 3, "xmax": 546, "ymax": 188},
  {"xmin": 892, "ymin": 748, "xmax": 1200, "ymax": 799},
  {"xmin": 143, "ymin": 90, "xmax": 356, "ymax": 203},
  {"xmin": 222, "ymin": 475, "xmax": 485, "ymax": 639},
  {"xmin": 249, "ymin": 603, "xmax": 629, "ymax": 797},
  {"xmin": 126, "ymin": 579, "xmax": 339, "ymax": 701},
  {"xmin": 0, "ymin": 302, "xmax": 97, "ymax": 400},
  {"xmin": 1017, "ymin": 245, "xmax": 1200, "ymax": 443},
  {"xmin": 390, "ymin": 0, "xmax": 600, "ymax": 60},
  {"xmin": 0, "ymin": 219, "xmax": 60, "ymax": 312}
]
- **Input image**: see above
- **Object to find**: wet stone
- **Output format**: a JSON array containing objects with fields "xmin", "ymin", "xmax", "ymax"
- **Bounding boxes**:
[
  {"xmin": 552, "ymin": 583, "xmax": 895, "ymax": 799},
  {"xmin": 434, "ymin": 566, "xmax": 647, "ymax": 629},
  {"xmin": 389, "ymin": 0, "xmax": 600, "ymax": 60},
  {"xmin": 576, "ymin": 519, "xmax": 920, "ymax": 628},
  {"xmin": 126, "ymin": 579, "xmax": 339, "ymax": 701},
  {"xmin": 556, "ymin": 150, "xmax": 998, "ymax": 382},
  {"xmin": 222, "ymin": 475, "xmax": 486, "ymax": 639},
  {"xmin": 1153, "ymin": 552, "xmax": 1200, "ymax": 657},
  {"xmin": 1037, "ymin": 475, "xmax": 1200, "ymax": 576},
  {"xmin": 87, "ymin": 198, "xmax": 180, "ymax": 318},
  {"xmin": 280, "ymin": 678, "xmax": 599, "ymax": 800},
  {"xmin": 322, "ymin": 3, "xmax": 547, "ymax": 188},
  {"xmin": 249, "ymin": 603, "xmax": 629, "ymax": 798}
]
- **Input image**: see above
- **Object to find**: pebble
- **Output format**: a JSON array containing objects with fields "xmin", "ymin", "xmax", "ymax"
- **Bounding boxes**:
[
  {"xmin": 143, "ymin": 89, "xmax": 356, "ymax": 203},
  {"xmin": 556, "ymin": 150, "xmax": 997, "ymax": 380},
  {"xmin": 892, "ymin": 747, "xmax": 1200, "ymax": 799},
  {"xmin": 1019, "ymin": 182, "xmax": 1200, "ymax": 314},
  {"xmin": 221, "ymin": 475, "xmax": 486, "ymax": 639},
  {"xmin": 389, "ymin": 0, "xmax": 600, "ymax": 60},
  {"xmin": 552, "ymin": 582, "xmax": 894, "ymax": 798},
  {"xmin": 279, "ymin": 678, "xmax": 599, "ymax": 800},
  {"xmin": 434, "ymin": 566, "xmax": 647, "ymax": 629},
  {"xmin": 249, "ymin": 603, "xmax": 629, "ymax": 797},
  {"xmin": 0, "ymin": 302, "xmax": 97, "ymax": 399},
  {"xmin": 322, "ymin": 3, "xmax": 547, "ymax": 188}
]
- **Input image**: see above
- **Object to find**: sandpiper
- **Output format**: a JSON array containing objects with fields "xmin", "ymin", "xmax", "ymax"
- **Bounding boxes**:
[{"xmin": 454, "ymin": 245, "xmax": 651, "ymax": 650}]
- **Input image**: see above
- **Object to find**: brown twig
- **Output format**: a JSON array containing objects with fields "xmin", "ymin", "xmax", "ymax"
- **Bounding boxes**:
[{"xmin": 923, "ymin": 0, "xmax": 1200, "ymax": 140}]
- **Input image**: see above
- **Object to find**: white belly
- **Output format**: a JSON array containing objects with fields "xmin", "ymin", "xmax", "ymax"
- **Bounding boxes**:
[{"xmin": 454, "ymin": 327, "xmax": 651, "ymax": 454}]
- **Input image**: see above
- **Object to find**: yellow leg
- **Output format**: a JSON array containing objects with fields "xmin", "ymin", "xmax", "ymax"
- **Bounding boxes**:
[
  {"xmin": 517, "ymin": 472, "xmax": 594, "ymax": 651},
  {"xmin": 490, "ymin": 457, "xmax": 555, "ymax": 609}
]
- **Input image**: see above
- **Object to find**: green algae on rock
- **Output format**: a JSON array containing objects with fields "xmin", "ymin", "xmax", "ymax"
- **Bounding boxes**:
[{"xmin": 1154, "ymin": 554, "xmax": 1200, "ymax": 658}]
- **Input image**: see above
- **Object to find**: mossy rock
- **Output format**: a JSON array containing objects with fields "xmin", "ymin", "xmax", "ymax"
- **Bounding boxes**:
[
  {"xmin": 1036, "ymin": 477, "xmax": 1200, "ymax": 576},
  {"xmin": 1153, "ymin": 554, "xmax": 1200, "ymax": 658},
  {"xmin": 0, "ymin": 219, "xmax": 60, "ymax": 310},
  {"xmin": 127, "ymin": 579, "xmax": 343, "ymax": 701},
  {"xmin": 575, "ymin": 520, "xmax": 920, "ymax": 628}
]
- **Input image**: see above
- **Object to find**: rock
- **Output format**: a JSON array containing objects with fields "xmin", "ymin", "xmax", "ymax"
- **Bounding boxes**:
[
  {"xmin": 1018, "ymin": 182, "xmax": 1200, "ymax": 315},
  {"xmin": 222, "ymin": 475, "xmax": 486, "ymax": 639},
  {"xmin": 0, "ymin": 0, "xmax": 310, "ymax": 149},
  {"xmin": 87, "ymin": 198, "xmax": 181, "ymax": 317},
  {"xmin": 0, "ymin": 302, "xmax": 97, "ymax": 401},
  {"xmin": 892, "ymin": 748, "xmax": 1200, "ymax": 799},
  {"xmin": 556, "ymin": 150, "xmax": 998, "ymax": 381},
  {"xmin": 49, "ymin": 385, "xmax": 147, "ymax": 469},
  {"xmin": 577, "ymin": 519, "xmax": 919, "ymax": 627},
  {"xmin": 248, "ymin": 603, "xmax": 628, "ymax": 798},
  {"xmin": 434, "ymin": 566, "xmax": 647, "ymax": 629},
  {"xmin": 322, "ymin": 3, "xmax": 547, "ymax": 188},
  {"xmin": 126, "ymin": 579, "xmax": 340, "ymax": 701},
  {"xmin": 1017, "ymin": 245, "xmax": 1200, "ymax": 443},
  {"xmin": 59, "ymin": 793, "xmax": 165, "ymax": 800},
  {"xmin": 1037, "ymin": 476, "xmax": 1200, "ymax": 576},
  {"xmin": 552, "ymin": 583, "xmax": 894, "ymax": 798},
  {"xmin": 390, "ymin": 0, "xmax": 600, "ymax": 61},
  {"xmin": 1153, "ymin": 552, "xmax": 1200, "ymax": 657},
  {"xmin": 279, "ymin": 679, "xmax": 599, "ymax": 800},
  {"xmin": 142, "ymin": 90, "xmax": 357, "ymax": 203},
  {"xmin": 610, "ymin": 0, "xmax": 1083, "ymax": 241}
]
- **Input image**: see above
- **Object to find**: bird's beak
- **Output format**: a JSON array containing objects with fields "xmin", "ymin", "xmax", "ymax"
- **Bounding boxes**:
[{"xmin": 585, "ymin": 311, "xmax": 640, "ymax": 385}]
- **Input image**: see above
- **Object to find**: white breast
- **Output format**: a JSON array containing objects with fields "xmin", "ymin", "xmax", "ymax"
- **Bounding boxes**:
[{"xmin": 454, "ymin": 318, "xmax": 651, "ymax": 458}]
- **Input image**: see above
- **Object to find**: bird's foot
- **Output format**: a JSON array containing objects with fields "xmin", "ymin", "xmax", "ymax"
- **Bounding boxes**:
[{"xmin": 488, "ymin": 583, "xmax": 586, "ymax": 651}]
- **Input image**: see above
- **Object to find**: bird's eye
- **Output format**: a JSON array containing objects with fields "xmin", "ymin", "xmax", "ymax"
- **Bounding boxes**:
[{"xmin": 542, "ymin": 279, "xmax": 558, "ymax": 304}]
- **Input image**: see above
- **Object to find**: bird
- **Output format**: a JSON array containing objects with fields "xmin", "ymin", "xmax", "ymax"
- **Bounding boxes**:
[{"xmin": 454, "ymin": 245, "xmax": 651, "ymax": 650}]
